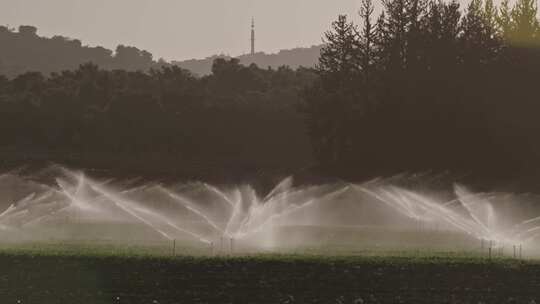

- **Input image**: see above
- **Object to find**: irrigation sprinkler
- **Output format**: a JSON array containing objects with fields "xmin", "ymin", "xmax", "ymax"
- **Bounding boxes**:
[
  {"xmin": 220, "ymin": 236, "xmax": 224, "ymax": 253},
  {"xmin": 4, "ymin": 167, "xmax": 540, "ymax": 262}
]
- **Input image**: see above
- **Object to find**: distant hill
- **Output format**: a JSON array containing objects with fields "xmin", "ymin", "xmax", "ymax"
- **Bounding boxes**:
[
  {"xmin": 0, "ymin": 25, "xmax": 166, "ymax": 78},
  {"xmin": 0, "ymin": 25, "xmax": 320, "ymax": 78},
  {"xmin": 173, "ymin": 46, "xmax": 322, "ymax": 76}
]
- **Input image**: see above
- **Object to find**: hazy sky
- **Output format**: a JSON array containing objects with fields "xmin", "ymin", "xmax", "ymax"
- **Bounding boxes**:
[{"xmin": 0, "ymin": 0, "xmax": 363, "ymax": 61}]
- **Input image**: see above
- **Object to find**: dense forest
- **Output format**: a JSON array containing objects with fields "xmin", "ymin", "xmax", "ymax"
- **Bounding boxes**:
[
  {"xmin": 1, "ymin": 0, "xmax": 540, "ymax": 186},
  {"xmin": 303, "ymin": 0, "xmax": 540, "ymax": 182},
  {"xmin": 0, "ymin": 59, "xmax": 316, "ymax": 180}
]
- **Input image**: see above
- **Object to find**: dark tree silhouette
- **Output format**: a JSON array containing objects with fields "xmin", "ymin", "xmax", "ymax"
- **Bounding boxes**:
[
  {"xmin": 0, "ymin": 61, "xmax": 316, "ymax": 181},
  {"xmin": 302, "ymin": 15, "xmax": 363, "ymax": 167},
  {"xmin": 1, "ymin": 0, "xmax": 540, "ymax": 186},
  {"xmin": 303, "ymin": 0, "xmax": 540, "ymax": 183}
]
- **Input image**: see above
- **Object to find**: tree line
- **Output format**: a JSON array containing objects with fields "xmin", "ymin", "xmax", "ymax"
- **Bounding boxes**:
[
  {"xmin": 0, "ymin": 59, "xmax": 316, "ymax": 179},
  {"xmin": 174, "ymin": 46, "xmax": 322, "ymax": 76},
  {"xmin": 303, "ymin": 0, "xmax": 540, "ymax": 180},
  {"xmin": 1, "ymin": 0, "xmax": 540, "ymax": 183}
]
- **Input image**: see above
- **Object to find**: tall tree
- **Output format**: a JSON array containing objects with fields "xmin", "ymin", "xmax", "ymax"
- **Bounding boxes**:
[
  {"xmin": 496, "ymin": 0, "xmax": 513, "ymax": 40},
  {"xmin": 317, "ymin": 15, "xmax": 361, "ymax": 87},
  {"xmin": 509, "ymin": 0, "xmax": 540, "ymax": 46},
  {"xmin": 357, "ymin": 0, "xmax": 378, "ymax": 84},
  {"xmin": 460, "ymin": 0, "xmax": 500, "ymax": 65},
  {"xmin": 377, "ymin": 0, "xmax": 409, "ymax": 71},
  {"xmin": 303, "ymin": 15, "xmax": 361, "ymax": 166}
]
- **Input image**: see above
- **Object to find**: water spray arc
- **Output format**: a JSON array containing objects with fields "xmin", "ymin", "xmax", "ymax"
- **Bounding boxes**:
[{"xmin": 0, "ymin": 167, "xmax": 539, "ymax": 256}]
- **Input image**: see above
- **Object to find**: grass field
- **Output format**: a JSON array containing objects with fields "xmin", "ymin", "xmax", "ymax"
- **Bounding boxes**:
[{"xmin": 0, "ymin": 242, "xmax": 539, "ymax": 304}]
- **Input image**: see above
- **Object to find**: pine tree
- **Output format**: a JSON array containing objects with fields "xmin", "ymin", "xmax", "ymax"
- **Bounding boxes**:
[
  {"xmin": 421, "ymin": 1, "xmax": 461, "ymax": 73},
  {"xmin": 357, "ymin": 0, "xmax": 378, "ymax": 85},
  {"xmin": 509, "ymin": 0, "xmax": 540, "ymax": 46},
  {"xmin": 460, "ymin": 0, "xmax": 498, "ymax": 65},
  {"xmin": 496, "ymin": 0, "xmax": 513, "ymax": 40},
  {"xmin": 318, "ymin": 15, "xmax": 360, "ymax": 86},
  {"xmin": 304, "ymin": 15, "xmax": 362, "ymax": 165},
  {"xmin": 377, "ymin": 0, "xmax": 409, "ymax": 71},
  {"xmin": 483, "ymin": 0, "xmax": 498, "ymax": 38},
  {"xmin": 405, "ymin": 0, "xmax": 429, "ymax": 70}
]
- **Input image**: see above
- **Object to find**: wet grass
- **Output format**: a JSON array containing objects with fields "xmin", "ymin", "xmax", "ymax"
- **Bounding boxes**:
[{"xmin": 0, "ymin": 243, "xmax": 539, "ymax": 303}]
